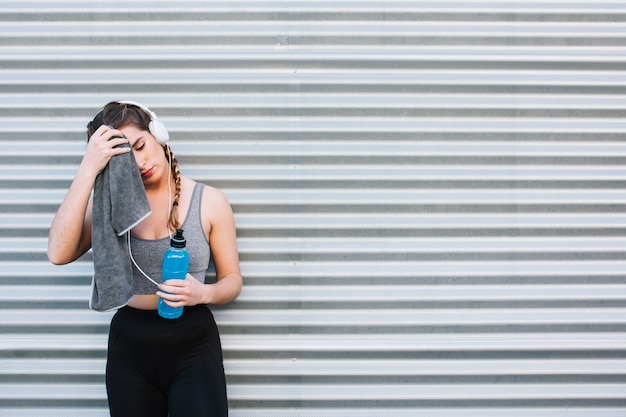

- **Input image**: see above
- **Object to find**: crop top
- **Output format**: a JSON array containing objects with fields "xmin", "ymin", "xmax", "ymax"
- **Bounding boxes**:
[{"xmin": 130, "ymin": 182, "xmax": 211, "ymax": 294}]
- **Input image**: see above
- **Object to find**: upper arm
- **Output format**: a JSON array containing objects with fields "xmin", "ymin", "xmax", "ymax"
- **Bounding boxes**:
[
  {"xmin": 48, "ymin": 197, "xmax": 94, "ymax": 265},
  {"xmin": 201, "ymin": 186, "xmax": 241, "ymax": 281}
]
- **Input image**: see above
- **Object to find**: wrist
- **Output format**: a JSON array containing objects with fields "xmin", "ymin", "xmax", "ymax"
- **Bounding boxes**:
[{"xmin": 76, "ymin": 160, "xmax": 100, "ymax": 183}]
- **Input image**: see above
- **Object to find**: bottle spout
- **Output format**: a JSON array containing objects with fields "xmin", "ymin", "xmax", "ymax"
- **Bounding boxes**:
[{"xmin": 171, "ymin": 228, "xmax": 186, "ymax": 248}]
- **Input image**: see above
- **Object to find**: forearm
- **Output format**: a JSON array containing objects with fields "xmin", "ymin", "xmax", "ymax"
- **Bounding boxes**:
[
  {"xmin": 47, "ymin": 163, "xmax": 97, "ymax": 264},
  {"xmin": 203, "ymin": 273, "xmax": 243, "ymax": 306}
]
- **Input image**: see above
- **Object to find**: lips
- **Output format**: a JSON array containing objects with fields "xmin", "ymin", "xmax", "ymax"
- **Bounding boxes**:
[{"xmin": 141, "ymin": 167, "xmax": 154, "ymax": 178}]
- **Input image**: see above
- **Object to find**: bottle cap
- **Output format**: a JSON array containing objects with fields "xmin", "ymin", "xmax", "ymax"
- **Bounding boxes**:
[{"xmin": 171, "ymin": 229, "xmax": 186, "ymax": 248}]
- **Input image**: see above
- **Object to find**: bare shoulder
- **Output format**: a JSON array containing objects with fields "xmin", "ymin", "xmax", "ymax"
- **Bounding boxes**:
[
  {"xmin": 181, "ymin": 178, "xmax": 228, "ymax": 207},
  {"xmin": 197, "ymin": 182, "xmax": 235, "ymax": 225},
  {"xmin": 200, "ymin": 183, "xmax": 231, "ymax": 206}
]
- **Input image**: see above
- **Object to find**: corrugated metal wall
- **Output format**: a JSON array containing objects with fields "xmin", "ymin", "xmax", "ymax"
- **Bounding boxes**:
[{"xmin": 1, "ymin": 1, "xmax": 626, "ymax": 416}]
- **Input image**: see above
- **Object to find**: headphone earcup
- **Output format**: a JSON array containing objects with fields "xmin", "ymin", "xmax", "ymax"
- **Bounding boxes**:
[{"xmin": 149, "ymin": 119, "xmax": 169, "ymax": 143}]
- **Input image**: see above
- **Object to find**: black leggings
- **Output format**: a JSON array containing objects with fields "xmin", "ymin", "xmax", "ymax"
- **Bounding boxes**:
[{"xmin": 106, "ymin": 305, "xmax": 228, "ymax": 417}]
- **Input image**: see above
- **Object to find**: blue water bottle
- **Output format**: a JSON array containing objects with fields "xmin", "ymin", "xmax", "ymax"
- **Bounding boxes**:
[{"xmin": 158, "ymin": 229, "xmax": 189, "ymax": 319}]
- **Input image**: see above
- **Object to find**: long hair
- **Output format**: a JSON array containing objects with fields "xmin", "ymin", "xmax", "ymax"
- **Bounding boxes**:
[{"xmin": 86, "ymin": 102, "xmax": 182, "ymax": 231}]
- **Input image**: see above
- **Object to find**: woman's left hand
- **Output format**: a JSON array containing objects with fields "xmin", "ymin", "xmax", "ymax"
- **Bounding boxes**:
[{"xmin": 157, "ymin": 274, "xmax": 211, "ymax": 307}]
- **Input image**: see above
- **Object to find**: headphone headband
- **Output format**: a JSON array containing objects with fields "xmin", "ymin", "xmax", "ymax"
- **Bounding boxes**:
[{"xmin": 116, "ymin": 100, "xmax": 169, "ymax": 143}]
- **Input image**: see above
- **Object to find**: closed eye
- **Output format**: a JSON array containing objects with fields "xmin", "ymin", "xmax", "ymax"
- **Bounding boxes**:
[{"xmin": 131, "ymin": 135, "xmax": 145, "ymax": 151}]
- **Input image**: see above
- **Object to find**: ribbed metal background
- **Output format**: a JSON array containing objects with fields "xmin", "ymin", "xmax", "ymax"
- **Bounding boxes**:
[{"xmin": 1, "ymin": 1, "xmax": 626, "ymax": 416}]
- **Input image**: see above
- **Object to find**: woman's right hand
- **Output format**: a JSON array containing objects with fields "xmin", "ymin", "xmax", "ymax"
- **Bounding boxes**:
[{"xmin": 82, "ymin": 125, "xmax": 131, "ymax": 178}]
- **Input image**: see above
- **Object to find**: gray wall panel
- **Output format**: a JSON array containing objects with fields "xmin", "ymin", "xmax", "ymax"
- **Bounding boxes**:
[{"xmin": 1, "ymin": 1, "xmax": 626, "ymax": 416}]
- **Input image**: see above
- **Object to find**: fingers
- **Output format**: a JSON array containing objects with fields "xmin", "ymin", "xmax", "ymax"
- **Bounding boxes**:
[
  {"xmin": 156, "ymin": 290, "xmax": 186, "ymax": 309},
  {"xmin": 158, "ymin": 280, "xmax": 187, "ymax": 296},
  {"xmin": 160, "ymin": 279, "xmax": 187, "ymax": 288},
  {"xmin": 158, "ymin": 279, "xmax": 193, "ymax": 305},
  {"xmin": 89, "ymin": 125, "xmax": 129, "ymax": 153},
  {"xmin": 90, "ymin": 125, "xmax": 129, "ymax": 147},
  {"xmin": 81, "ymin": 125, "xmax": 131, "ymax": 177},
  {"xmin": 157, "ymin": 291, "xmax": 183, "ymax": 302}
]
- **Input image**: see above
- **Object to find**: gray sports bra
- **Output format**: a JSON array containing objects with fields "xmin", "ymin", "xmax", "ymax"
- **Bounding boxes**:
[{"xmin": 130, "ymin": 182, "xmax": 211, "ymax": 294}]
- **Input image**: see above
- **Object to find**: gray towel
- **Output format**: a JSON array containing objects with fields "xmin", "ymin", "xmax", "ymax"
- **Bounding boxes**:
[{"xmin": 89, "ymin": 142, "xmax": 151, "ymax": 312}]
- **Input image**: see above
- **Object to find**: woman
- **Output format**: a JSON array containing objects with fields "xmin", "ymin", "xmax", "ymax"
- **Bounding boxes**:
[{"xmin": 48, "ymin": 101, "xmax": 242, "ymax": 416}]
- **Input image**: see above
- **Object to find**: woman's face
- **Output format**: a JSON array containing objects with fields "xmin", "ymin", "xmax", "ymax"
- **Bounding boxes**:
[{"xmin": 120, "ymin": 124, "xmax": 168, "ymax": 185}]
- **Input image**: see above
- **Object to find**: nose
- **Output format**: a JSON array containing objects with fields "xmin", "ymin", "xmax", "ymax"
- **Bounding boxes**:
[{"xmin": 134, "ymin": 156, "xmax": 146, "ymax": 170}]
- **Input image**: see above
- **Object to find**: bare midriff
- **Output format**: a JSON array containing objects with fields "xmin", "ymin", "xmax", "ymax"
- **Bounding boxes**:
[{"xmin": 127, "ymin": 294, "xmax": 160, "ymax": 310}]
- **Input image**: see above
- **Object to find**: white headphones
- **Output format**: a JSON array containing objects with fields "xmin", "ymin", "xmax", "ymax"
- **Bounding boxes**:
[{"xmin": 116, "ymin": 100, "xmax": 169, "ymax": 144}]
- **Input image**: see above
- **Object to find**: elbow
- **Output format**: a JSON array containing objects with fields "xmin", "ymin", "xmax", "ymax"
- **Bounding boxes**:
[
  {"xmin": 47, "ymin": 242, "xmax": 72, "ymax": 265},
  {"xmin": 224, "ymin": 274, "xmax": 243, "ymax": 305},
  {"xmin": 47, "ymin": 233, "xmax": 87, "ymax": 265},
  {"xmin": 211, "ymin": 273, "xmax": 243, "ymax": 306},
  {"xmin": 233, "ymin": 273, "xmax": 243, "ymax": 298},
  {"xmin": 47, "ymin": 250, "xmax": 68, "ymax": 266}
]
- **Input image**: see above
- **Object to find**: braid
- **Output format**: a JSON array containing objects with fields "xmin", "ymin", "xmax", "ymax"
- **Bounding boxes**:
[{"xmin": 164, "ymin": 144, "xmax": 182, "ymax": 232}]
